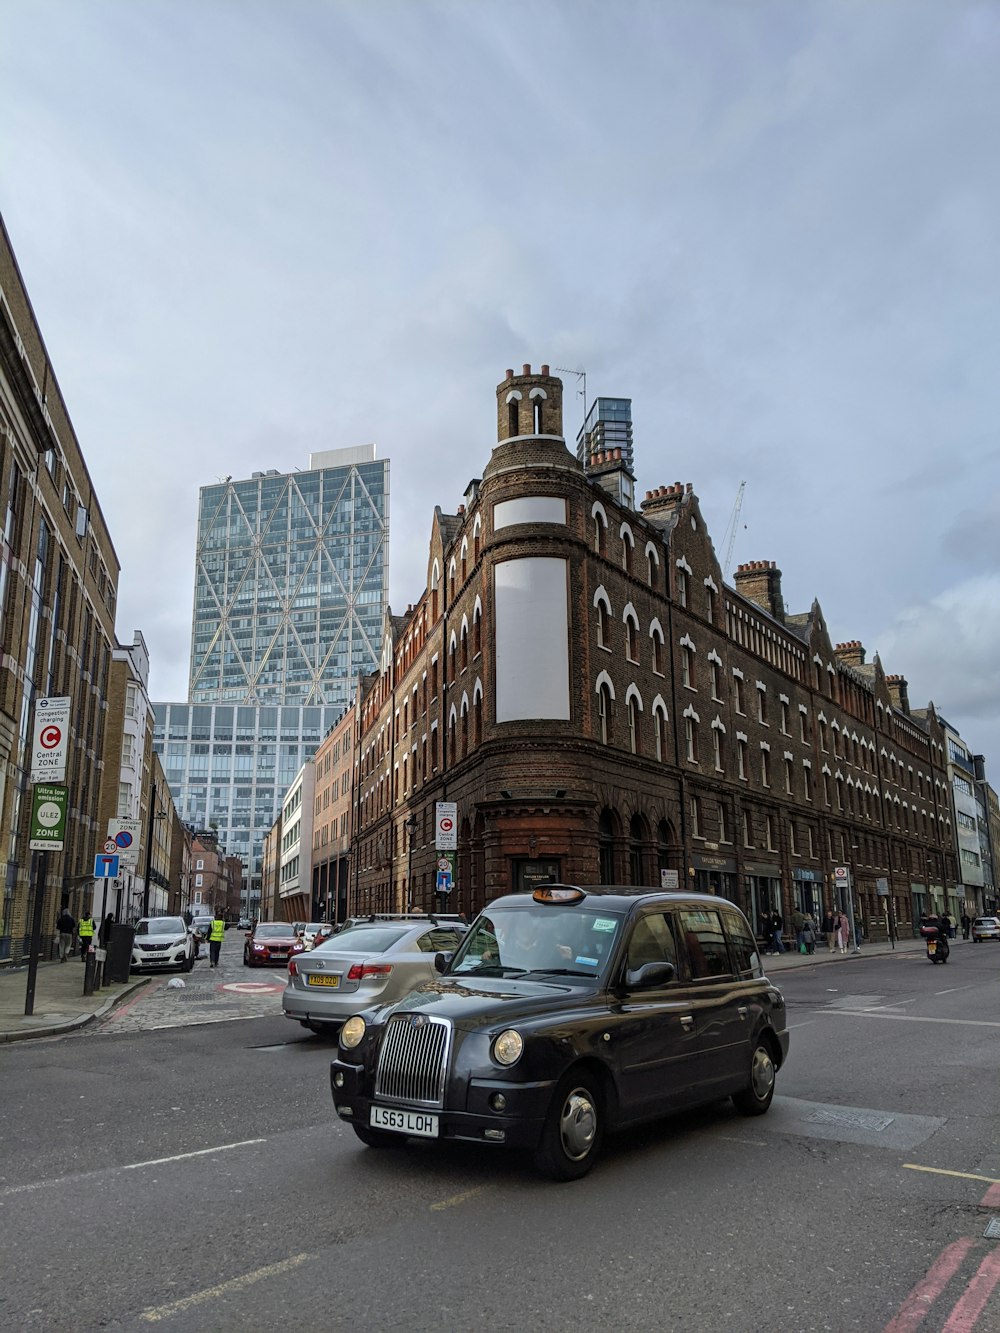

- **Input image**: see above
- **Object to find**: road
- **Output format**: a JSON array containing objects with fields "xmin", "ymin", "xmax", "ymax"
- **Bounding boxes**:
[{"xmin": 1, "ymin": 940, "xmax": 999, "ymax": 1331}]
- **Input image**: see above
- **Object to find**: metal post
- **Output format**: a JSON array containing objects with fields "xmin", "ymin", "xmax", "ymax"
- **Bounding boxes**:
[
  {"xmin": 142, "ymin": 779, "xmax": 157, "ymax": 918},
  {"xmin": 24, "ymin": 851, "xmax": 47, "ymax": 1016}
]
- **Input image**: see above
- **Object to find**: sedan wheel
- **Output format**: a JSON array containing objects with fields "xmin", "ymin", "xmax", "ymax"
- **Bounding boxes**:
[
  {"xmin": 733, "ymin": 1041, "xmax": 776, "ymax": 1116},
  {"xmin": 534, "ymin": 1071, "xmax": 603, "ymax": 1181}
]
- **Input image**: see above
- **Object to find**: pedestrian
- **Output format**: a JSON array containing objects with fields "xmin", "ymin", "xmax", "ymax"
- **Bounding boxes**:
[
  {"xmin": 835, "ymin": 909, "xmax": 849, "ymax": 954},
  {"xmin": 208, "ymin": 912, "xmax": 226, "ymax": 968},
  {"xmin": 791, "ymin": 908, "xmax": 807, "ymax": 953},
  {"xmin": 821, "ymin": 905, "xmax": 837, "ymax": 952},
  {"xmin": 56, "ymin": 906, "xmax": 75, "ymax": 961},
  {"xmin": 771, "ymin": 909, "xmax": 785, "ymax": 955},
  {"xmin": 78, "ymin": 912, "xmax": 96, "ymax": 961},
  {"xmin": 759, "ymin": 910, "xmax": 772, "ymax": 954},
  {"xmin": 961, "ymin": 912, "xmax": 971, "ymax": 941},
  {"xmin": 802, "ymin": 914, "xmax": 817, "ymax": 955},
  {"xmin": 941, "ymin": 911, "xmax": 955, "ymax": 940},
  {"xmin": 182, "ymin": 906, "xmax": 193, "ymax": 928},
  {"xmin": 99, "ymin": 912, "xmax": 115, "ymax": 949}
]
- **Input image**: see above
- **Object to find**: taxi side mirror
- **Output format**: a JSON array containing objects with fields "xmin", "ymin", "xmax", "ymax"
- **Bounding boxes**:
[
  {"xmin": 434, "ymin": 951, "xmax": 453, "ymax": 974},
  {"xmin": 625, "ymin": 961, "xmax": 675, "ymax": 991}
]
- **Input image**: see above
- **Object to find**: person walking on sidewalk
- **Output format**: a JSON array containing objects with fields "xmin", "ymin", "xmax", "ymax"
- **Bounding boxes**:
[
  {"xmin": 961, "ymin": 912, "xmax": 972, "ymax": 941},
  {"xmin": 759, "ymin": 910, "xmax": 773, "ymax": 954},
  {"xmin": 835, "ymin": 909, "xmax": 850, "ymax": 954},
  {"xmin": 78, "ymin": 913, "xmax": 96, "ymax": 962},
  {"xmin": 802, "ymin": 913, "xmax": 817, "ymax": 955},
  {"xmin": 822, "ymin": 906, "xmax": 837, "ymax": 953},
  {"xmin": 208, "ymin": 913, "xmax": 226, "ymax": 968},
  {"xmin": 771, "ymin": 909, "xmax": 786, "ymax": 954},
  {"xmin": 56, "ymin": 907, "xmax": 75, "ymax": 961}
]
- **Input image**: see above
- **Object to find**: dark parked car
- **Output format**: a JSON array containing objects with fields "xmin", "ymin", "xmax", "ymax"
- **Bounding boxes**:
[
  {"xmin": 244, "ymin": 921, "xmax": 301, "ymax": 967},
  {"xmin": 330, "ymin": 886, "xmax": 789, "ymax": 1180}
]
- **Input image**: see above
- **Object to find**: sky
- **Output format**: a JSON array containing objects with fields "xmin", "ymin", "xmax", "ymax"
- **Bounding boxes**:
[{"xmin": 2, "ymin": 0, "xmax": 998, "ymax": 771}]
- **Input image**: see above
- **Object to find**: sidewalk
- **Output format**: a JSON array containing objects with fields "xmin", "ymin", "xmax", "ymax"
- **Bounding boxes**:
[
  {"xmin": 763, "ymin": 934, "xmax": 932, "ymax": 972},
  {"xmin": 0, "ymin": 957, "xmax": 149, "ymax": 1043}
]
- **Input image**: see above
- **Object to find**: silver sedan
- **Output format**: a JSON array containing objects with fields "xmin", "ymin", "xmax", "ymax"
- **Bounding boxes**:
[{"xmin": 282, "ymin": 919, "xmax": 467, "ymax": 1035}]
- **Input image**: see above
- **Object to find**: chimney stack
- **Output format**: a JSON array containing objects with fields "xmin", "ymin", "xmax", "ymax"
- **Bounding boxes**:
[
  {"xmin": 886, "ymin": 674, "xmax": 910, "ymax": 714},
  {"xmin": 834, "ymin": 640, "xmax": 866, "ymax": 669},
  {"xmin": 733, "ymin": 561, "xmax": 785, "ymax": 623}
]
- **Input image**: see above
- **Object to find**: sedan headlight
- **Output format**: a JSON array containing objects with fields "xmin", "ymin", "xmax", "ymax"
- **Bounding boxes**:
[
  {"xmin": 340, "ymin": 1016, "xmax": 367, "ymax": 1049},
  {"xmin": 492, "ymin": 1029, "xmax": 523, "ymax": 1067}
]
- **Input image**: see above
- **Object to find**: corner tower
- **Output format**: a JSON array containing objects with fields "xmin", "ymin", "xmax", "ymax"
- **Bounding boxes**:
[{"xmin": 495, "ymin": 364, "xmax": 564, "ymax": 443}]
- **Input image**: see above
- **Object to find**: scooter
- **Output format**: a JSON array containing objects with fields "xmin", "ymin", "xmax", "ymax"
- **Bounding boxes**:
[{"xmin": 926, "ymin": 934, "xmax": 950, "ymax": 964}]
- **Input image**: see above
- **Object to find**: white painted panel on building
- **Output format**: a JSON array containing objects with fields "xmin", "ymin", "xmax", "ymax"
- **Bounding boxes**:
[
  {"xmin": 495, "ymin": 558, "xmax": 570, "ymax": 723},
  {"xmin": 493, "ymin": 497, "xmax": 567, "ymax": 530}
]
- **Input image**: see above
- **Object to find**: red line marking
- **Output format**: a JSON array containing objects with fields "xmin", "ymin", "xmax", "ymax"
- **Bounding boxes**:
[
  {"xmin": 883, "ymin": 1239, "xmax": 975, "ymax": 1332},
  {"xmin": 981, "ymin": 1181, "xmax": 1000, "ymax": 1208},
  {"xmin": 106, "ymin": 978, "xmax": 165, "ymax": 1021},
  {"xmin": 942, "ymin": 1248, "xmax": 1000, "ymax": 1332}
]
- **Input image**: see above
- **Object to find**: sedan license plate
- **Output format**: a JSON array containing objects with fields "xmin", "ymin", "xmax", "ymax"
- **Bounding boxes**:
[
  {"xmin": 371, "ymin": 1106, "xmax": 439, "ymax": 1138},
  {"xmin": 307, "ymin": 974, "xmax": 340, "ymax": 987}
]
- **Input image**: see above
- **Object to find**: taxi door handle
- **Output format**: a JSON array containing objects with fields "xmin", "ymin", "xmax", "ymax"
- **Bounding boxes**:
[
  {"xmin": 680, "ymin": 1015, "xmax": 694, "ymax": 1031},
  {"xmin": 737, "ymin": 1006, "xmax": 748, "ymax": 1019}
]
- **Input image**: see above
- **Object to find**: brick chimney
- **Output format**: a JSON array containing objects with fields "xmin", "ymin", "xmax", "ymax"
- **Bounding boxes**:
[
  {"xmin": 589, "ymin": 447, "xmax": 635, "ymax": 511},
  {"xmin": 834, "ymin": 640, "xmax": 866, "ymax": 669},
  {"xmin": 886, "ymin": 674, "xmax": 910, "ymax": 714},
  {"xmin": 733, "ymin": 561, "xmax": 785, "ymax": 623}
]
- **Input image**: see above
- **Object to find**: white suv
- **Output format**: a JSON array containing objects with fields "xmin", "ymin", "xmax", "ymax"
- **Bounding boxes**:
[{"xmin": 131, "ymin": 916, "xmax": 195, "ymax": 973}]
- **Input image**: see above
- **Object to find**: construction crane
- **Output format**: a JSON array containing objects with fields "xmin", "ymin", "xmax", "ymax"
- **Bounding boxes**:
[{"xmin": 722, "ymin": 480, "xmax": 746, "ymax": 580}]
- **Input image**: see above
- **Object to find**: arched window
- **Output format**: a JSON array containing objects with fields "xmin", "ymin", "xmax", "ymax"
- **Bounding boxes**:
[
  {"xmin": 598, "ymin": 808, "xmax": 617, "ymax": 885},
  {"xmin": 506, "ymin": 392, "xmax": 520, "ymax": 437},
  {"xmin": 460, "ymin": 536, "xmax": 468, "ymax": 584},
  {"xmin": 646, "ymin": 543, "xmax": 659, "ymax": 588},
  {"xmin": 473, "ymin": 681, "xmax": 483, "ymax": 746},
  {"xmin": 598, "ymin": 682, "xmax": 612, "ymax": 744},
  {"xmin": 595, "ymin": 589, "xmax": 612, "ymax": 649},
  {"xmin": 626, "ymin": 687, "xmax": 642, "ymax": 755},
  {"xmin": 629, "ymin": 813, "xmax": 648, "ymax": 885},
  {"xmin": 676, "ymin": 567, "xmax": 688, "ymax": 607},
  {"xmin": 621, "ymin": 525, "xmax": 634, "ymax": 575},
  {"xmin": 681, "ymin": 644, "xmax": 695, "ymax": 689},
  {"xmin": 652, "ymin": 699, "xmax": 668, "ymax": 762},
  {"xmin": 472, "ymin": 600, "xmax": 482, "ymax": 656},
  {"xmin": 460, "ymin": 696, "xmax": 469, "ymax": 758},
  {"xmin": 473, "ymin": 513, "xmax": 482, "ymax": 562},
  {"xmin": 460, "ymin": 617, "xmax": 469, "ymax": 672},
  {"xmin": 625, "ymin": 611, "xmax": 638, "ymax": 661},
  {"xmin": 592, "ymin": 503, "xmax": 608, "ymax": 556},
  {"xmin": 685, "ymin": 715, "xmax": 698, "ymax": 763}
]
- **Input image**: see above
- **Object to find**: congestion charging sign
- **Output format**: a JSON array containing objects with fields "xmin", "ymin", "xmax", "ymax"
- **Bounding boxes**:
[
  {"xmin": 435, "ymin": 802, "xmax": 457, "ymax": 850},
  {"xmin": 31, "ymin": 696, "xmax": 71, "ymax": 783}
]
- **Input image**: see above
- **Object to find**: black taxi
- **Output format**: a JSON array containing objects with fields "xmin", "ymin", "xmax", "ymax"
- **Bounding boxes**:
[{"xmin": 329, "ymin": 886, "xmax": 789, "ymax": 1180}]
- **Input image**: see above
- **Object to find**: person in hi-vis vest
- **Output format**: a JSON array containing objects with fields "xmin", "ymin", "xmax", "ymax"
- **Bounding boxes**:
[
  {"xmin": 208, "ymin": 914, "xmax": 226, "ymax": 968},
  {"xmin": 78, "ymin": 914, "xmax": 96, "ymax": 961}
]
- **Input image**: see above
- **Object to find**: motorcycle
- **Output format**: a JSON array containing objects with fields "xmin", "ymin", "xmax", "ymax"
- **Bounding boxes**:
[{"xmin": 926, "ymin": 934, "xmax": 950, "ymax": 964}]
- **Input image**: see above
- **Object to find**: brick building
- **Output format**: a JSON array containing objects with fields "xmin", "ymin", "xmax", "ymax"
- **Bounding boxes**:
[
  {"xmin": 0, "ymin": 215, "xmax": 121, "ymax": 961},
  {"xmin": 349, "ymin": 365, "xmax": 955, "ymax": 941}
]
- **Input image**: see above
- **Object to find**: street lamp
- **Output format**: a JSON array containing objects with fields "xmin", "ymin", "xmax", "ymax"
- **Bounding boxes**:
[
  {"xmin": 405, "ymin": 814, "xmax": 418, "ymax": 912},
  {"xmin": 847, "ymin": 845, "xmax": 861, "ymax": 953}
]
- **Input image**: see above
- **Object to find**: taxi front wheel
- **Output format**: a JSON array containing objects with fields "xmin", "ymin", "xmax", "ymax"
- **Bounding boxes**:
[
  {"xmin": 534, "ymin": 1071, "xmax": 604, "ymax": 1181},
  {"xmin": 732, "ymin": 1040, "xmax": 776, "ymax": 1116}
]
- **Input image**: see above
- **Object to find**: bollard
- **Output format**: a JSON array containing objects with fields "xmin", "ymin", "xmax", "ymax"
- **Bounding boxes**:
[
  {"xmin": 83, "ymin": 948, "xmax": 96, "ymax": 996},
  {"xmin": 94, "ymin": 946, "xmax": 107, "ymax": 989}
]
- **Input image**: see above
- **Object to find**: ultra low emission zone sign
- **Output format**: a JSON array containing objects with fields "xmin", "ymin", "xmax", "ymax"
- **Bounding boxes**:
[
  {"xmin": 30, "ymin": 696, "xmax": 71, "ymax": 782},
  {"xmin": 29, "ymin": 784, "xmax": 68, "ymax": 851}
]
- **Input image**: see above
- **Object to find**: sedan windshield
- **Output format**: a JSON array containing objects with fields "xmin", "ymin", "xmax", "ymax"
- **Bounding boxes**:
[
  {"xmin": 136, "ymin": 918, "xmax": 185, "ymax": 936},
  {"xmin": 255, "ymin": 924, "xmax": 294, "ymax": 939},
  {"xmin": 450, "ymin": 906, "xmax": 623, "ymax": 977}
]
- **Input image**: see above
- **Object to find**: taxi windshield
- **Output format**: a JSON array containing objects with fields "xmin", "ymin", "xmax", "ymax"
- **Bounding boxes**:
[{"xmin": 450, "ymin": 905, "xmax": 623, "ymax": 978}]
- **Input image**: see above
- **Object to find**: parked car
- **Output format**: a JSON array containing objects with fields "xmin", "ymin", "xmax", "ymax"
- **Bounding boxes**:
[
  {"xmin": 131, "ymin": 916, "xmax": 195, "ymax": 974},
  {"xmin": 189, "ymin": 913, "xmax": 213, "ymax": 941},
  {"xmin": 237, "ymin": 917, "xmax": 252, "ymax": 931},
  {"xmin": 296, "ymin": 922, "xmax": 328, "ymax": 949},
  {"xmin": 283, "ymin": 916, "xmax": 468, "ymax": 1036},
  {"xmin": 972, "ymin": 916, "xmax": 1000, "ymax": 942},
  {"xmin": 330, "ymin": 886, "xmax": 789, "ymax": 1180},
  {"xmin": 244, "ymin": 921, "xmax": 301, "ymax": 967}
]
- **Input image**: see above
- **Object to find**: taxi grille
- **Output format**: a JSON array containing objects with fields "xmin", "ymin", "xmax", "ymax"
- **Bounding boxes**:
[{"xmin": 374, "ymin": 1015, "xmax": 451, "ymax": 1108}]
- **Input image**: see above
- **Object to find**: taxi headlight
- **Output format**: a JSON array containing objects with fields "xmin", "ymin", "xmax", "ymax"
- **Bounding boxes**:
[
  {"xmin": 340, "ymin": 1016, "xmax": 367, "ymax": 1049},
  {"xmin": 492, "ymin": 1029, "xmax": 523, "ymax": 1066}
]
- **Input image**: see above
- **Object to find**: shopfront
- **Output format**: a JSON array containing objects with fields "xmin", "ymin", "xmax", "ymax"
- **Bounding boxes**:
[
  {"xmin": 692, "ymin": 852, "xmax": 738, "ymax": 905},
  {"xmin": 743, "ymin": 861, "xmax": 782, "ymax": 939},
  {"xmin": 792, "ymin": 868, "xmax": 824, "ymax": 921}
]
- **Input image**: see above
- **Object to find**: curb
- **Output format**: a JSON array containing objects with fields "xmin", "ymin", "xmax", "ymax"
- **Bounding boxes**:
[{"xmin": 0, "ymin": 976, "xmax": 151, "ymax": 1044}]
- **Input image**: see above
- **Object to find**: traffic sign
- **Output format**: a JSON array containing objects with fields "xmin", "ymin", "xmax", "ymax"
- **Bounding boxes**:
[
  {"xmin": 103, "ymin": 840, "xmax": 118, "ymax": 854},
  {"xmin": 31, "ymin": 696, "xmax": 71, "ymax": 782},
  {"xmin": 108, "ymin": 818, "xmax": 141, "ymax": 868},
  {"xmin": 435, "ymin": 870, "xmax": 453, "ymax": 895},
  {"xmin": 435, "ymin": 801, "xmax": 457, "ymax": 850},
  {"xmin": 93, "ymin": 853, "xmax": 120, "ymax": 878},
  {"xmin": 29, "ymin": 784, "xmax": 68, "ymax": 851}
]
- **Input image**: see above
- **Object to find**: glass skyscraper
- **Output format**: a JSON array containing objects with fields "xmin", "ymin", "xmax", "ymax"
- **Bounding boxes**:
[
  {"xmin": 154, "ymin": 446, "xmax": 388, "ymax": 914},
  {"xmin": 575, "ymin": 397, "xmax": 634, "ymax": 471}
]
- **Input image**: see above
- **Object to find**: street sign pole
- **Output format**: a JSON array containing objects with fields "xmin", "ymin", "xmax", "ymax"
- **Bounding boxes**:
[{"xmin": 23, "ymin": 850, "xmax": 48, "ymax": 1016}]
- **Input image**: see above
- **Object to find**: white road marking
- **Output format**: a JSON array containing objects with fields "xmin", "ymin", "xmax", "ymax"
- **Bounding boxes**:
[
  {"xmin": 0, "ymin": 1137, "xmax": 267, "ymax": 1197},
  {"xmin": 430, "ymin": 1184, "xmax": 492, "ymax": 1211},
  {"xmin": 123, "ymin": 1138, "xmax": 266, "ymax": 1170},
  {"xmin": 817, "ymin": 1010, "xmax": 1000, "ymax": 1029},
  {"xmin": 788, "ymin": 1020, "xmax": 815, "ymax": 1030},
  {"xmin": 139, "ymin": 1253, "xmax": 313, "ymax": 1322},
  {"xmin": 934, "ymin": 986, "xmax": 973, "ymax": 995}
]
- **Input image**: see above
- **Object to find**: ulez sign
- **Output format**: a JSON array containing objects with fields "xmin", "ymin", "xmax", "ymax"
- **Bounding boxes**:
[{"xmin": 29, "ymin": 783, "xmax": 68, "ymax": 851}]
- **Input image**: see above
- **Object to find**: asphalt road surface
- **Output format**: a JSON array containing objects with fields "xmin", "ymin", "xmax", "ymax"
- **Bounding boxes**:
[{"xmin": 1, "ymin": 942, "xmax": 999, "ymax": 1332}]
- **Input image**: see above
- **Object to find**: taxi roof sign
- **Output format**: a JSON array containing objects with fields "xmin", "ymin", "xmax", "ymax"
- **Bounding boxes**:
[{"xmin": 532, "ymin": 885, "xmax": 586, "ymax": 905}]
